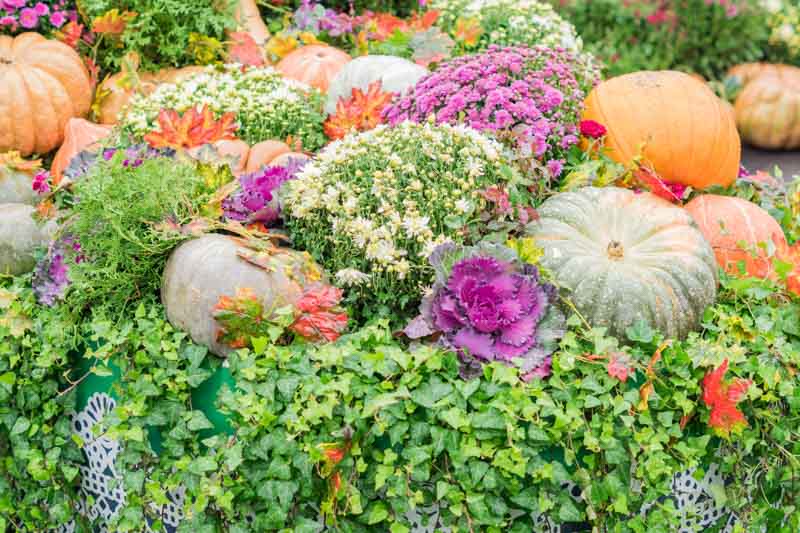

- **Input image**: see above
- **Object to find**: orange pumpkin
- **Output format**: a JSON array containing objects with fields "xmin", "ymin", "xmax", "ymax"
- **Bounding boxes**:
[
  {"xmin": 727, "ymin": 62, "xmax": 788, "ymax": 86},
  {"xmin": 96, "ymin": 66, "xmax": 206, "ymax": 125},
  {"xmin": 684, "ymin": 194, "xmax": 787, "ymax": 279},
  {"xmin": 232, "ymin": 0, "xmax": 270, "ymax": 45},
  {"xmin": 244, "ymin": 140, "xmax": 292, "ymax": 174},
  {"xmin": 733, "ymin": 66, "xmax": 800, "ymax": 150},
  {"xmin": 0, "ymin": 33, "xmax": 93, "ymax": 156},
  {"xmin": 582, "ymin": 71, "xmax": 741, "ymax": 190},
  {"xmin": 277, "ymin": 45, "xmax": 351, "ymax": 92},
  {"xmin": 51, "ymin": 119, "xmax": 113, "ymax": 185}
]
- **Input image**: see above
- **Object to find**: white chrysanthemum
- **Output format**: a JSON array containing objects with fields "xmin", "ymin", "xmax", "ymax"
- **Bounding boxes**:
[
  {"xmin": 335, "ymin": 268, "xmax": 371, "ymax": 286},
  {"xmin": 402, "ymin": 215, "xmax": 430, "ymax": 238}
]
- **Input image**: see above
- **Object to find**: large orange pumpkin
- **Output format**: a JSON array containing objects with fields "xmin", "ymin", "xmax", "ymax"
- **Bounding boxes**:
[
  {"xmin": 277, "ymin": 45, "xmax": 351, "ymax": 93},
  {"xmin": 51, "ymin": 119, "xmax": 112, "ymax": 185},
  {"xmin": 96, "ymin": 66, "xmax": 206, "ymax": 125},
  {"xmin": 582, "ymin": 71, "xmax": 741, "ymax": 190},
  {"xmin": 733, "ymin": 65, "xmax": 800, "ymax": 150},
  {"xmin": 685, "ymin": 194, "xmax": 787, "ymax": 279},
  {"xmin": 0, "ymin": 33, "xmax": 93, "ymax": 156},
  {"xmin": 727, "ymin": 62, "xmax": 788, "ymax": 86}
]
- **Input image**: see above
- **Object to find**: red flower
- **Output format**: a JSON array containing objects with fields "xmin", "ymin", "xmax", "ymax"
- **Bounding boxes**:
[
  {"xmin": 607, "ymin": 352, "xmax": 632, "ymax": 383},
  {"xmin": 702, "ymin": 359, "xmax": 751, "ymax": 437},
  {"xmin": 579, "ymin": 120, "xmax": 607, "ymax": 139}
]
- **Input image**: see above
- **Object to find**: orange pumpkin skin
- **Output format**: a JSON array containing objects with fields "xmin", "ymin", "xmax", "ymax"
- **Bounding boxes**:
[
  {"xmin": 582, "ymin": 71, "xmax": 741, "ymax": 190},
  {"xmin": 213, "ymin": 140, "xmax": 252, "ymax": 175},
  {"xmin": 245, "ymin": 140, "xmax": 291, "ymax": 174},
  {"xmin": 51, "ymin": 119, "xmax": 112, "ymax": 185},
  {"xmin": 233, "ymin": 0, "xmax": 270, "ymax": 45},
  {"xmin": 733, "ymin": 66, "xmax": 800, "ymax": 150},
  {"xmin": 97, "ymin": 66, "xmax": 206, "ymax": 125},
  {"xmin": 727, "ymin": 62, "xmax": 789, "ymax": 86},
  {"xmin": 277, "ymin": 45, "xmax": 351, "ymax": 92},
  {"xmin": 685, "ymin": 194, "xmax": 787, "ymax": 279},
  {"xmin": 0, "ymin": 33, "xmax": 93, "ymax": 156}
]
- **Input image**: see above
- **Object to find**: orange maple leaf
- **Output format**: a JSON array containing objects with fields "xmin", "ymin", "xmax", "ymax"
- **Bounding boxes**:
[
  {"xmin": 289, "ymin": 284, "xmax": 347, "ymax": 343},
  {"xmin": 408, "ymin": 10, "xmax": 440, "ymax": 31},
  {"xmin": 774, "ymin": 242, "xmax": 800, "ymax": 297},
  {"xmin": 324, "ymin": 81, "xmax": 394, "ymax": 140},
  {"xmin": 370, "ymin": 13, "xmax": 408, "ymax": 40},
  {"xmin": 92, "ymin": 9, "xmax": 136, "ymax": 35},
  {"xmin": 228, "ymin": 31, "xmax": 266, "ymax": 67},
  {"xmin": 702, "ymin": 359, "xmax": 751, "ymax": 438},
  {"xmin": 454, "ymin": 17, "xmax": 483, "ymax": 46},
  {"xmin": 55, "ymin": 21, "xmax": 84, "ymax": 49},
  {"xmin": 144, "ymin": 105, "xmax": 238, "ymax": 150}
]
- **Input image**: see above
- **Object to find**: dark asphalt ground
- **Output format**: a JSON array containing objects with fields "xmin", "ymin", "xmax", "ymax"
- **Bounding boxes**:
[{"xmin": 742, "ymin": 144, "xmax": 800, "ymax": 182}]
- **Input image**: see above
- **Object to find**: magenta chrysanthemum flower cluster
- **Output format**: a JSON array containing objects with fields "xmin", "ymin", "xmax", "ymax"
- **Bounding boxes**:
[
  {"xmin": 406, "ymin": 242, "xmax": 564, "ymax": 379},
  {"xmin": 0, "ymin": 0, "xmax": 76, "ymax": 33},
  {"xmin": 383, "ymin": 45, "xmax": 595, "ymax": 179},
  {"xmin": 222, "ymin": 158, "xmax": 306, "ymax": 225}
]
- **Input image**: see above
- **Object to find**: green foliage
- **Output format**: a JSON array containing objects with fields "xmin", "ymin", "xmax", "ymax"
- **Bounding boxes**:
[
  {"xmin": 0, "ymin": 281, "xmax": 82, "ymax": 531},
  {"xmin": 79, "ymin": 0, "xmax": 237, "ymax": 72},
  {"xmin": 555, "ymin": 0, "xmax": 771, "ymax": 79},
  {"xmin": 64, "ymin": 152, "xmax": 215, "ymax": 315},
  {"xmin": 3, "ymin": 264, "xmax": 799, "ymax": 530}
]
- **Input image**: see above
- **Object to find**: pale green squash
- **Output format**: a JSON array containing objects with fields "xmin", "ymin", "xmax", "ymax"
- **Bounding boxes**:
[
  {"xmin": 526, "ymin": 187, "xmax": 718, "ymax": 340},
  {"xmin": 0, "ymin": 203, "xmax": 53, "ymax": 275}
]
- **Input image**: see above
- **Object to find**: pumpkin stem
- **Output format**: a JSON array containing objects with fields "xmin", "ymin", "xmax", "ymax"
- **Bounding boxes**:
[
  {"xmin": 607, "ymin": 240, "xmax": 625, "ymax": 260},
  {"xmin": 0, "ymin": 58, "xmax": 11, "ymax": 65}
]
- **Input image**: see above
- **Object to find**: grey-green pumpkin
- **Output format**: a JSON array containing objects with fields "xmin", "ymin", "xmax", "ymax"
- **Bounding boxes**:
[
  {"xmin": 0, "ymin": 164, "xmax": 35, "ymax": 205},
  {"xmin": 161, "ymin": 234, "xmax": 324, "ymax": 357},
  {"xmin": 0, "ymin": 203, "xmax": 53, "ymax": 275},
  {"xmin": 526, "ymin": 187, "xmax": 718, "ymax": 340}
]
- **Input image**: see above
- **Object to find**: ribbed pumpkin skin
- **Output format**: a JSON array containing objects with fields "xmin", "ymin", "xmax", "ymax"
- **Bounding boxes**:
[
  {"xmin": 0, "ymin": 33, "xmax": 93, "ymax": 156},
  {"xmin": 527, "ymin": 187, "xmax": 718, "ymax": 340},
  {"xmin": 325, "ymin": 55, "xmax": 428, "ymax": 115},
  {"xmin": 685, "ymin": 194, "xmax": 787, "ymax": 279},
  {"xmin": 0, "ymin": 203, "xmax": 51, "ymax": 275},
  {"xmin": 161, "ymin": 234, "xmax": 321, "ymax": 356},
  {"xmin": 277, "ymin": 45, "xmax": 351, "ymax": 93},
  {"xmin": 51, "ymin": 119, "xmax": 112, "ymax": 185},
  {"xmin": 582, "ymin": 71, "xmax": 741, "ymax": 190},
  {"xmin": 733, "ymin": 66, "xmax": 800, "ymax": 150},
  {"xmin": 727, "ymin": 62, "xmax": 788, "ymax": 86},
  {"xmin": 245, "ymin": 140, "xmax": 291, "ymax": 174},
  {"xmin": 0, "ymin": 167, "xmax": 35, "ymax": 205}
]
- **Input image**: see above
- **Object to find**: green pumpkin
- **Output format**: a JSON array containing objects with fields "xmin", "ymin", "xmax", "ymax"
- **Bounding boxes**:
[
  {"xmin": 0, "ymin": 203, "xmax": 53, "ymax": 275},
  {"xmin": 526, "ymin": 187, "xmax": 718, "ymax": 340}
]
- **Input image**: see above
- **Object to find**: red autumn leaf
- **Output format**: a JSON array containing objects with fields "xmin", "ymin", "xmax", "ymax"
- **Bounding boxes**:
[
  {"xmin": 774, "ymin": 242, "xmax": 800, "ymax": 297},
  {"xmin": 212, "ymin": 287, "xmax": 273, "ymax": 349},
  {"xmin": 55, "ymin": 21, "xmax": 84, "ymax": 49},
  {"xmin": 289, "ymin": 284, "xmax": 348, "ymax": 343},
  {"xmin": 330, "ymin": 471, "xmax": 342, "ymax": 493},
  {"xmin": 701, "ymin": 358, "xmax": 752, "ymax": 437},
  {"xmin": 324, "ymin": 80, "xmax": 394, "ymax": 140},
  {"xmin": 371, "ymin": 13, "xmax": 408, "ymax": 40},
  {"xmin": 634, "ymin": 166, "xmax": 687, "ymax": 204},
  {"xmin": 92, "ymin": 9, "xmax": 136, "ymax": 35},
  {"xmin": 144, "ymin": 105, "xmax": 238, "ymax": 150},
  {"xmin": 607, "ymin": 352, "xmax": 632, "ymax": 383},
  {"xmin": 228, "ymin": 31, "xmax": 266, "ymax": 67}
]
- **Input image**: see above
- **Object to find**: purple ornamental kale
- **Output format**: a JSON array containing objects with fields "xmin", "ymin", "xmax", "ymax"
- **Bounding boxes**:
[
  {"xmin": 32, "ymin": 235, "xmax": 83, "ymax": 306},
  {"xmin": 408, "ymin": 243, "xmax": 564, "ymax": 380},
  {"xmin": 222, "ymin": 158, "xmax": 306, "ymax": 225}
]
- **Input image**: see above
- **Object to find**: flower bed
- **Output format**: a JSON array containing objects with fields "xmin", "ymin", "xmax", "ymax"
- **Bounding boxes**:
[{"xmin": 1, "ymin": 1, "xmax": 800, "ymax": 531}]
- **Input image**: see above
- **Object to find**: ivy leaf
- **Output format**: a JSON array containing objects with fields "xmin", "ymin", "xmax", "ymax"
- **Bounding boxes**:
[
  {"xmin": 187, "ymin": 411, "xmax": 214, "ymax": 431},
  {"xmin": 366, "ymin": 502, "xmax": 390, "ymax": 524}
]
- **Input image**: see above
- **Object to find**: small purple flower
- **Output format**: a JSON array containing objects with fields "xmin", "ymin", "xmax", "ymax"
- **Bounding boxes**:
[
  {"xmin": 18, "ymin": 7, "xmax": 37, "ymax": 28},
  {"xmin": 0, "ymin": 15, "xmax": 15, "ymax": 26},
  {"xmin": 546, "ymin": 159, "xmax": 564, "ymax": 177},
  {"xmin": 33, "ymin": 2, "xmax": 48, "ymax": 16},
  {"xmin": 33, "ymin": 236, "xmax": 82, "ymax": 306},
  {"xmin": 4, "ymin": 0, "xmax": 24, "ymax": 8},
  {"xmin": 49, "ymin": 9, "xmax": 65, "ymax": 27}
]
